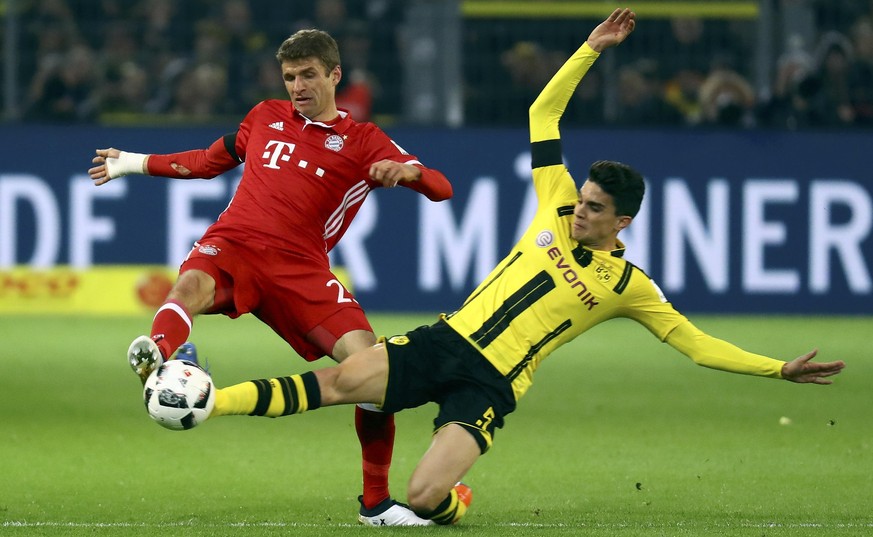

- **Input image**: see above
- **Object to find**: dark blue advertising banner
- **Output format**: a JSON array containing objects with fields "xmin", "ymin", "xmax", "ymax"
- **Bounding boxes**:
[{"xmin": 1, "ymin": 125, "xmax": 870, "ymax": 314}]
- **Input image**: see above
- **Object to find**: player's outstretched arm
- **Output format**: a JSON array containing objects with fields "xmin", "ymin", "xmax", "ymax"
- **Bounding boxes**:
[
  {"xmin": 781, "ymin": 349, "xmax": 845, "ymax": 384},
  {"xmin": 91, "ymin": 136, "xmax": 241, "ymax": 185},
  {"xmin": 664, "ymin": 321, "xmax": 845, "ymax": 384},
  {"xmin": 586, "ymin": 7, "xmax": 636, "ymax": 52}
]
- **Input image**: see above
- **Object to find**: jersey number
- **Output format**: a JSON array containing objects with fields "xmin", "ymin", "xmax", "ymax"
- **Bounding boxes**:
[
  {"xmin": 475, "ymin": 407, "xmax": 495, "ymax": 430},
  {"xmin": 326, "ymin": 279, "xmax": 357, "ymax": 304}
]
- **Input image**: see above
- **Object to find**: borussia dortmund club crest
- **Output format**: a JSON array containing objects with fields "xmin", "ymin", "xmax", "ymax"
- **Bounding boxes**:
[
  {"xmin": 325, "ymin": 134, "xmax": 344, "ymax": 152},
  {"xmin": 594, "ymin": 261, "xmax": 613, "ymax": 283}
]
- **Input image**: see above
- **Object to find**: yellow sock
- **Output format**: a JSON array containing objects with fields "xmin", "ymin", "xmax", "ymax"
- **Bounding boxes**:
[
  {"xmin": 212, "ymin": 382, "xmax": 258, "ymax": 417},
  {"xmin": 211, "ymin": 372, "xmax": 321, "ymax": 419},
  {"xmin": 426, "ymin": 488, "xmax": 468, "ymax": 525}
]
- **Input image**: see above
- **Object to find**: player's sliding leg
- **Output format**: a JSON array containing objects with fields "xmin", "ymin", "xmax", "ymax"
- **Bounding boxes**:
[
  {"xmin": 128, "ymin": 268, "xmax": 213, "ymax": 384},
  {"xmin": 210, "ymin": 348, "xmax": 441, "ymax": 526},
  {"xmin": 405, "ymin": 424, "xmax": 480, "ymax": 524},
  {"xmin": 149, "ymin": 299, "xmax": 194, "ymax": 359},
  {"xmin": 212, "ymin": 373, "xmax": 322, "ymax": 417}
]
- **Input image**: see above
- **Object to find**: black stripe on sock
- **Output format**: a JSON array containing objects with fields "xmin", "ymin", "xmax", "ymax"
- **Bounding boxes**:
[
  {"xmin": 277, "ymin": 376, "xmax": 295, "ymax": 415},
  {"xmin": 422, "ymin": 491, "xmax": 456, "ymax": 525},
  {"xmin": 249, "ymin": 379, "xmax": 272, "ymax": 416},
  {"xmin": 300, "ymin": 371, "xmax": 321, "ymax": 410}
]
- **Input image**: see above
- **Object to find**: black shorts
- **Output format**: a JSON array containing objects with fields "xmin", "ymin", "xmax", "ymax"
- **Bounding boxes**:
[{"xmin": 382, "ymin": 320, "xmax": 516, "ymax": 453}]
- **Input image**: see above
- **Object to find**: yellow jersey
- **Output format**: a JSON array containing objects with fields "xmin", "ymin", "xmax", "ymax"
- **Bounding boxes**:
[{"xmin": 445, "ymin": 43, "xmax": 784, "ymax": 401}]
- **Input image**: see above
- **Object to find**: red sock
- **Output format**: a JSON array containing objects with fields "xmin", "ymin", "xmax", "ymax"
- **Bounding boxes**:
[
  {"xmin": 150, "ymin": 300, "xmax": 193, "ymax": 359},
  {"xmin": 355, "ymin": 405, "xmax": 395, "ymax": 508}
]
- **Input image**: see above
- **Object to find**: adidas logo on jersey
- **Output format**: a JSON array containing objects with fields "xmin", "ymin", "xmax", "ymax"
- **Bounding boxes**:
[{"xmin": 268, "ymin": 121, "xmax": 284, "ymax": 131}]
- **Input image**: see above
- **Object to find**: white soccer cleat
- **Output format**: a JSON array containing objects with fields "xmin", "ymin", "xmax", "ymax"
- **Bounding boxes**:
[
  {"xmin": 357, "ymin": 496, "xmax": 435, "ymax": 527},
  {"xmin": 128, "ymin": 335, "xmax": 163, "ymax": 384}
]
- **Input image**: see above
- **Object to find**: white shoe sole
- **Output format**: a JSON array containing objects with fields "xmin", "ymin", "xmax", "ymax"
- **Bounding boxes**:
[{"xmin": 128, "ymin": 335, "xmax": 163, "ymax": 384}]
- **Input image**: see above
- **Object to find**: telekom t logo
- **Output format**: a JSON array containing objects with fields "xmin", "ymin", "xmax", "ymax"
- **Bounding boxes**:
[
  {"xmin": 261, "ymin": 139, "xmax": 326, "ymax": 177},
  {"xmin": 262, "ymin": 140, "xmax": 296, "ymax": 169}
]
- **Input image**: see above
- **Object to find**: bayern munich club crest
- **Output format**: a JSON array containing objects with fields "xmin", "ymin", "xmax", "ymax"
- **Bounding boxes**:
[
  {"xmin": 197, "ymin": 244, "xmax": 220, "ymax": 256},
  {"xmin": 324, "ymin": 134, "xmax": 344, "ymax": 152},
  {"xmin": 535, "ymin": 230, "xmax": 554, "ymax": 247}
]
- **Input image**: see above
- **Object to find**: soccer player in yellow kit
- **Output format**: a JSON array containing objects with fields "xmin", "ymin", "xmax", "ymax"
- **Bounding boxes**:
[{"xmin": 205, "ymin": 8, "xmax": 845, "ymax": 525}]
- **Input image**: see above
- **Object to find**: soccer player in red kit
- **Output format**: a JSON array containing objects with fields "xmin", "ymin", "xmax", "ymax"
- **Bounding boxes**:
[{"xmin": 88, "ymin": 29, "xmax": 452, "ymax": 526}]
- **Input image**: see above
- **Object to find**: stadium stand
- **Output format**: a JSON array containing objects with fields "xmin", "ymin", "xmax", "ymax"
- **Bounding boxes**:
[{"xmin": 4, "ymin": 0, "xmax": 872, "ymax": 128}]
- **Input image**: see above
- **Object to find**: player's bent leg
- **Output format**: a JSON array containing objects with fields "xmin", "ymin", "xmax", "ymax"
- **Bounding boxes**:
[
  {"xmin": 407, "ymin": 423, "xmax": 481, "ymax": 524},
  {"xmin": 147, "ymin": 269, "xmax": 215, "ymax": 359},
  {"xmin": 131, "ymin": 270, "xmax": 212, "ymax": 385},
  {"xmin": 412, "ymin": 482, "xmax": 474, "ymax": 526}
]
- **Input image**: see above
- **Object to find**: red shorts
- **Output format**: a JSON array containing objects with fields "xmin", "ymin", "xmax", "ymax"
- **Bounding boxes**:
[{"xmin": 179, "ymin": 234, "xmax": 371, "ymax": 362}]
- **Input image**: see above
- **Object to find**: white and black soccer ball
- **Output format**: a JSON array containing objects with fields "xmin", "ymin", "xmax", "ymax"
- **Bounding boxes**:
[{"xmin": 143, "ymin": 360, "xmax": 215, "ymax": 430}]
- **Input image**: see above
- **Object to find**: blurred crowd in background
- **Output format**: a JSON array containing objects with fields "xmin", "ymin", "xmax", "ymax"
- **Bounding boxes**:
[
  {"xmin": 7, "ymin": 0, "xmax": 873, "ymax": 129},
  {"xmin": 12, "ymin": 0, "xmax": 403, "ymax": 125}
]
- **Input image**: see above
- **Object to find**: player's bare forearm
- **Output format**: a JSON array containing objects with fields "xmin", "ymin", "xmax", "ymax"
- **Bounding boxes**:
[
  {"xmin": 586, "ymin": 8, "xmax": 636, "ymax": 53},
  {"xmin": 781, "ymin": 349, "xmax": 846, "ymax": 384}
]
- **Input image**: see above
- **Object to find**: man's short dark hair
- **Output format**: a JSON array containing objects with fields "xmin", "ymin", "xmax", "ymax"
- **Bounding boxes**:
[
  {"xmin": 276, "ymin": 29, "xmax": 340, "ymax": 73},
  {"xmin": 588, "ymin": 160, "xmax": 645, "ymax": 217}
]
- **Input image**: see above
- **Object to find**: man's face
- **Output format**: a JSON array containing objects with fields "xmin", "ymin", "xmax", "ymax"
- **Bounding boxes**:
[
  {"xmin": 571, "ymin": 180, "xmax": 630, "ymax": 249},
  {"xmin": 281, "ymin": 57, "xmax": 340, "ymax": 122}
]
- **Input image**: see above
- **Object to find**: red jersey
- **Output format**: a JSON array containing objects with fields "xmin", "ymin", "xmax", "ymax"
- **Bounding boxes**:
[{"xmin": 147, "ymin": 100, "xmax": 451, "ymax": 260}]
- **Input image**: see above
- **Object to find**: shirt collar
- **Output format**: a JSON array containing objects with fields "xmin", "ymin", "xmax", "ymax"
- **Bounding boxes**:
[
  {"xmin": 294, "ymin": 108, "xmax": 354, "ymax": 134},
  {"xmin": 571, "ymin": 240, "xmax": 626, "ymax": 268}
]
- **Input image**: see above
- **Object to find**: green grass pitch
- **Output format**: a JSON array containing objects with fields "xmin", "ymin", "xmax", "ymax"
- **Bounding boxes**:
[{"xmin": 1, "ymin": 313, "xmax": 870, "ymax": 536}]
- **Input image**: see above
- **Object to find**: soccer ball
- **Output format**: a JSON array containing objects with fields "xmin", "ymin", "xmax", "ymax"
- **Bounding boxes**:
[{"xmin": 143, "ymin": 360, "xmax": 215, "ymax": 430}]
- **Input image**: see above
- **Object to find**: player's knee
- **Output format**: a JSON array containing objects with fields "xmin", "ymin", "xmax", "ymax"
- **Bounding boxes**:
[
  {"xmin": 406, "ymin": 479, "xmax": 445, "ymax": 515},
  {"xmin": 169, "ymin": 270, "xmax": 215, "ymax": 313}
]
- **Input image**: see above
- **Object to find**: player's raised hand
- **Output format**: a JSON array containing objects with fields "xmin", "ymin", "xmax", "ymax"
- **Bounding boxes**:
[
  {"xmin": 586, "ymin": 8, "xmax": 636, "ymax": 52},
  {"xmin": 369, "ymin": 160, "xmax": 421, "ymax": 188},
  {"xmin": 781, "ymin": 349, "xmax": 845, "ymax": 384},
  {"xmin": 89, "ymin": 148, "xmax": 121, "ymax": 185},
  {"xmin": 89, "ymin": 148, "xmax": 154, "ymax": 184}
]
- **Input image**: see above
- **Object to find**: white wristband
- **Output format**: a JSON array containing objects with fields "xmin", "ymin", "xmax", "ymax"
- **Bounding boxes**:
[{"xmin": 106, "ymin": 151, "xmax": 147, "ymax": 179}]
